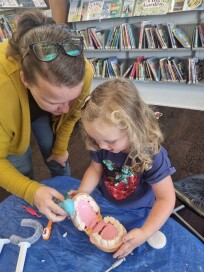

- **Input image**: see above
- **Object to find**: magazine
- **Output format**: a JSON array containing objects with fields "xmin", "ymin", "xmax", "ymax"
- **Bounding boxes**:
[{"xmin": 134, "ymin": 0, "xmax": 170, "ymax": 16}]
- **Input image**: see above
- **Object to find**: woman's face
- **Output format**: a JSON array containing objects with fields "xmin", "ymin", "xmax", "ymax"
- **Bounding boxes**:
[
  {"xmin": 84, "ymin": 120, "xmax": 130, "ymax": 153},
  {"xmin": 20, "ymin": 72, "xmax": 83, "ymax": 115}
]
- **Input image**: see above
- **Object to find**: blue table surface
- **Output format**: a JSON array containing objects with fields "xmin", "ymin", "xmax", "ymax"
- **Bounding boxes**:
[{"xmin": 0, "ymin": 176, "xmax": 203, "ymax": 272}]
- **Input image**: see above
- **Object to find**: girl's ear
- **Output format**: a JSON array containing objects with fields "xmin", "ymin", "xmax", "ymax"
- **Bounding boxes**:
[{"xmin": 20, "ymin": 71, "xmax": 29, "ymax": 89}]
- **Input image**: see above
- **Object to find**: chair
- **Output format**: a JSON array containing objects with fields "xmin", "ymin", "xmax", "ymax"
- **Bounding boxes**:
[{"xmin": 172, "ymin": 174, "xmax": 204, "ymax": 242}]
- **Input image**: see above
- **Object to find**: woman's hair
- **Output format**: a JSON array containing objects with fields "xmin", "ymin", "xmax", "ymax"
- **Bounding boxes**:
[
  {"xmin": 81, "ymin": 78, "xmax": 164, "ymax": 174},
  {"xmin": 7, "ymin": 9, "xmax": 85, "ymax": 87}
]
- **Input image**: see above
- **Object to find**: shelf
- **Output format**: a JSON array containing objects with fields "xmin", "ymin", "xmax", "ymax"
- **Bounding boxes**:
[
  {"xmin": 69, "ymin": 9, "xmax": 202, "ymax": 24},
  {"xmin": 78, "ymin": 8, "xmax": 204, "ymax": 111},
  {"xmin": 91, "ymin": 78, "xmax": 204, "ymax": 111},
  {"xmin": 192, "ymin": 47, "xmax": 204, "ymax": 51},
  {"xmin": 84, "ymin": 48, "xmax": 192, "ymax": 52}
]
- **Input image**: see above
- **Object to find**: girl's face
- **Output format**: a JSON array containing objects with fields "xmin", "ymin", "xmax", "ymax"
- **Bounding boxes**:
[
  {"xmin": 20, "ymin": 72, "xmax": 83, "ymax": 115},
  {"xmin": 84, "ymin": 120, "xmax": 130, "ymax": 153}
]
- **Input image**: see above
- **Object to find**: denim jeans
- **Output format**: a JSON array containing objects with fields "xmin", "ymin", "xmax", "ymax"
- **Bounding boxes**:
[
  {"xmin": 7, "ymin": 146, "xmax": 34, "ymax": 179},
  {"xmin": 7, "ymin": 115, "xmax": 70, "ymax": 179}
]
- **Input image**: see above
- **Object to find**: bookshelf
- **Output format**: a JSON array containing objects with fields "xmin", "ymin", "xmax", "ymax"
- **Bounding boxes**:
[
  {"xmin": 69, "ymin": 9, "xmax": 204, "ymax": 111},
  {"xmin": 0, "ymin": 1, "xmax": 48, "ymax": 42}
]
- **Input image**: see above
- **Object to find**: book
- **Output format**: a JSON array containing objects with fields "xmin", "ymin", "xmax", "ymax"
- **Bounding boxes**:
[
  {"xmin": 127, "ymin": 23, "xmax": 137, "ymax": 49},
  {"xmin": 170, "ymin": 0, "xmax": 204, "ymax": 12},
  {"xmin": 0, "ymin": 15, "xmax": 12, "ymax": 38},
  {"xmin": 122, "ymin": 64, "xmax": 133, "ymax": 77},
  {"xmin": 5, "ymin": 14, "xmax": 18, "ymax": 32},
  {"xmin": 68, "ymin": 0, "xmax": 83, "ymax": 22},
  {"xmin": 194, "ymin": 59, "xmax": 203, "ymax": 83},
  {"xmin": 159, "ymin": 58, "xmax": 167, "ymax": 81},
  {"xmin": 121, "ymin": 24, "xmax": 131, "ymax": 49},
  {"xmin": 86, "ymin": 0, "xmax": 104, "ymax": 20},
  {"xmin": 129, "ymin": 61, "xmax": 136, "ymax": 79},
  {"xmin": 167, "ymin": 57, "xmax": 177, "ymax": 81},
  {"xmin": 95, "ymin": 28, "xmax": 106, "ymax": 47},
  {"xmin": 81, "ymin": 0, "xmax": 89, "ymax": 20},
  {"xmin": 138, "ymin": 20, "xmax": 150, "ymax": 49},
  {"xmin": 171, "ymin": 57, "xmax": 186, "ymax": 82},
  {"xmin": 172, "ymin": 25, "xmax": 191, "ymax": 48},
  {"xmin": 167, "ymin": 22, "xmax": 179, "ymax": 48},
  {"xmin": 87, "ymin": 28, "xmax": 98, "ymax": 48},
  {"xmin": 101, "ymin": 0, "xmax": 123, "ymax": 19},
  {"xmin": 135, "ymin": 55, "xmax": 144, "ymax": 80},
  {"xmin": 145, "ymin": 60, "xmax": 154, "ymax": 81},
  {"xmin": 108, "ymin": 56, "xmax": 120, "ymax": 77},
  {"xmin": 182, "ymin": 0, "xmax": 204, "ymax": 11},
  {"xmin": 134, "ymin": 0, "xmax": 170, "ymax": 16},
  {"xmin": 145, "ymin": 27, "xmax": 154, "ymax": 49},
  {"xmin": 155, "ymin": 24, "xmax": 169, "ymax": 49},
  {"xmin": 32, "ymin": 0, "xmax": 47, "ymax": 7},
  {"xmin": 121, "ymin": 0, "xmax": 135, "ymax": 17},
  {"xmin": 0, "ymin": 0, "xmax": 18, "ymax": 7},
  {"xmin": 77, "ymin": 29, "xmax": 89, "ymax": 48},
  {"xmin": 17, "ymin": 0, "xmax": 47, "ymax": 7},
  {"xmin": 105, "ymin": 27, "xmax": 117, "ymax": 49},
  {"xmin": 146, "ymin": 57, "xmax": 160, "ymax": 81},
  {"xmin": 170, "ymin": 0, "xmax": 185, "ymax": 12},
  {"xmin": 102, "ymin": 59, "xmax": 108, "ymax": 77},
  {"xmin": 110, "ymin": 27, "xmax": 120, "ymax": 49},
  {"xmin": 198, "ymin": 23, "xmax": 204, "ymax": 47}
]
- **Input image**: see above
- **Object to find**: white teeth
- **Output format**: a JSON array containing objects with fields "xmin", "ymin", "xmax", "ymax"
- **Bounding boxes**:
[
  {"xmin": 107, "ymin": 240, "xmax": 115, "ymax": 247},
  {"xmin": 75, "ymin": 214, "xmax": 86, "ymax": 230},
  {"xmin": 91, "ymin": 202, "xmax": 99, "ymax": 212},
  {"xmin": 92, "ymin": 233, "xmax": 101, "ymax": 243},
  {"xmin": 72, "ymin": 194, "xmax": 127, "ymax": 251},
  {"xmin": 100, "ymin": 238, "xmax": 109, "ymax": 247}
]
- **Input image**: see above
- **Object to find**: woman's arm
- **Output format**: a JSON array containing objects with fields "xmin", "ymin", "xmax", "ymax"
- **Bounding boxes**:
[{"xmin": 113, "ymin": 176, "xmax": 176, "ymax": 258}]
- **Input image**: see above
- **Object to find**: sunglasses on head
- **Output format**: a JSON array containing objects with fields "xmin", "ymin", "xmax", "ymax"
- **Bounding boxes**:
[{"xmin": 22, "ymin": 37, "xmax": 83, "ymax": 62}]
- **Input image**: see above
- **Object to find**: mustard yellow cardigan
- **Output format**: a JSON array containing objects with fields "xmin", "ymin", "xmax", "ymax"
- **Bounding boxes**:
[{"xmin": 0, "ymin": 41, "xmax": 93, "ymax": 205}]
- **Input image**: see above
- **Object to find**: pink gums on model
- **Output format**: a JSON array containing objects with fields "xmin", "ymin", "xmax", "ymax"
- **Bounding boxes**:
[{"xmin": 76, "ymin": 199, "xmax": 118, "ymax": 240}]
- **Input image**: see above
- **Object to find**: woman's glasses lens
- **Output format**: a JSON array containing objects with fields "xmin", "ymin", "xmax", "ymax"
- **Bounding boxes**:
[
  {"xmin": 33, "ymin": 42, "xmax": 58, "ymax": 61},
  {"xmin": 62, "ymin": 38, "xmax": 82, "ymax": 56}
]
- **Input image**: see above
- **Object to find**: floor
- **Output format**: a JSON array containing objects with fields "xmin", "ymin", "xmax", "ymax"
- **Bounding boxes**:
[{"xmin": 0, "ymin": 105, "xmax": 203, "ymax": 239}]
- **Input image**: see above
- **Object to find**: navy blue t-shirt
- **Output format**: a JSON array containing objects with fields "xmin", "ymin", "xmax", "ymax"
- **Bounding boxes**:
[{"xmin": 90, "ymin": 146, "xmax": 176, "ymax": 209}]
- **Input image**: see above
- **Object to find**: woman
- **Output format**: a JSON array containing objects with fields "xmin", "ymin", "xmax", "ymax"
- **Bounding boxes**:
[{"xmin": 0, "ymin": 9, "xmax": 93, "ymax": 221}]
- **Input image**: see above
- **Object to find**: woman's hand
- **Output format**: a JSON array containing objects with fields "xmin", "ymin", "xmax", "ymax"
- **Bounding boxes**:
[
  {"xmin": 46, "ymin": 151, "xmax": 69, "ymax": 167},
  {"xmin": 113, "ymin": 228, "xmax": 147, "ymax": 259},
  {"xmin": 33, "ymin": 186, "xmax": 68, "ymax": 222}
]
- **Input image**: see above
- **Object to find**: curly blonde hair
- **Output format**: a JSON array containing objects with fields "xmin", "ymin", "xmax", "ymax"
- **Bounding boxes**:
[{"xmin": 81, "ymin": 78, "xmax": 164, "ymax": 174}]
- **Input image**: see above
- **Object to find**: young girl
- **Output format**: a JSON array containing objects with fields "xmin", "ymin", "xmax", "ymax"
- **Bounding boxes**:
[{"xmin": 71, "ymin": 78, "xmax": 176, "ymax": 258}]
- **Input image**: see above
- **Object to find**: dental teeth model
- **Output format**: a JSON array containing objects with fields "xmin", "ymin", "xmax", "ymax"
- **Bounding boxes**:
[{"xmin": 71, "ymin": 193, "xmax": 127, "ymax": 252}]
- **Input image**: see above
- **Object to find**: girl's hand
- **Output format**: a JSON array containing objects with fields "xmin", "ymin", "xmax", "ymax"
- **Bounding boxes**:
[
  {"xmin": 46, "ymin": 151, "xmax": 69, "ymax": 167},
  {"xmin": 68, "ymin": 190, "xmax": 79, "ymax": 198},
  {"xmin": 113, "ymin": 228, "xmax": 147, "ymax": 259},
  {"xmin": 33, "ymin": 186, "xmax": 68, "ymax": 222}
]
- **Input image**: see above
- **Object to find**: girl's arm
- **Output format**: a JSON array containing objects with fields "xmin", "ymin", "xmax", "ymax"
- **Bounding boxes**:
[
  {"xmin": 113, "ymin": 176, "xmax": 176, "ymax": 258},
  {"xmin": 140, "ymin": 175, "xmax": 175, "ymax": 236},
  {"xmin": 72, "ymin": 160, "xmax": 103, "ymax": 195}
]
